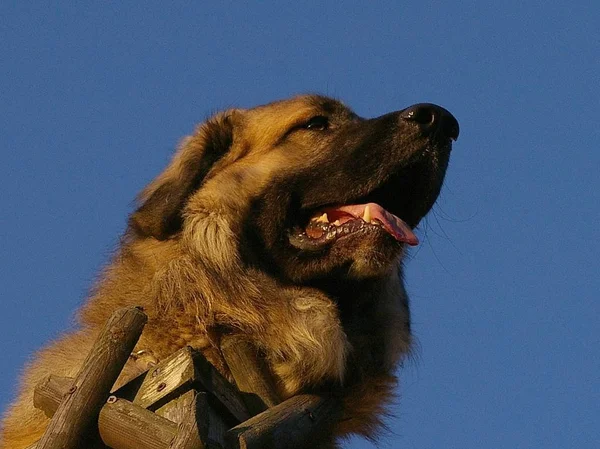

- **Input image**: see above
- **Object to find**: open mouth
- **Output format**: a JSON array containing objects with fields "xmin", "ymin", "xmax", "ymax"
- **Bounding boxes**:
[{"xmin": 288, "ymin": 202, "xmax": 418, "ymax": 251}]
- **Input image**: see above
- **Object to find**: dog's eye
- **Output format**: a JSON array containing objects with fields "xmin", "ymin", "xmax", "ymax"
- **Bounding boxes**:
[{"xmin": 302, "ymin": 116, "xmax": 329, "ymax": 131}]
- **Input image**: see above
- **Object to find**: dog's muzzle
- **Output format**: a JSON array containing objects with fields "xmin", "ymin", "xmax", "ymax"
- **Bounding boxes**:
[{"xmin": 400, "ymin": 103, "xmax": 460, "ymax": 141}]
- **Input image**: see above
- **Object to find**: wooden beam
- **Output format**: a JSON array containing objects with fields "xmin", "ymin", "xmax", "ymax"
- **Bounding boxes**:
[
  {"xmin": 98, "ymin": 396, "xmax": 177, "ymax": 449},
  {"xmin": 36, "ymin": 306, "xmax": 147, "ymax": 449},
  {"xmin": 226, "ymin": 394, "xmax": 341, "ymax": 449},
  {"xmin": 112, "ymin": 346, "xmax": 250, "ymax": 424},
  {"xmin": 33, "ymin": 377, "xmax": 211, "ymax": 449},
  {"xmin": 191, "ymin": 349, "xmax": 252, "ymax": 424},
  {"xmin": 33, "ymin": 354, "xmax": 242, "ymax": 449},
  {"xmin": 33, "ymin": 374, "xmax": 73, "ymax": 418},
  {"xmin": 220, "ymin": 336, "xmax": 280, "ymax": 415},
  {"xmin": 165, "ymin": 391, "xmax": 208, "ymax": 449},
  {"xmin": 119, "ymin": 346, "xmax": 198, "ymax": 409}
]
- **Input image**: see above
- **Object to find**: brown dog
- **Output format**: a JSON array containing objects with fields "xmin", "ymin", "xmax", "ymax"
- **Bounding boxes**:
[{"xmin": 1, "ymin": 95, "xmax": 458, "ymax": 448}]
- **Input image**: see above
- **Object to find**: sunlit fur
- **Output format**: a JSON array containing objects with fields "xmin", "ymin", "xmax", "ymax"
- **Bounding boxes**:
[{"xmin": 1, "ymin": 95, "xmax": 452, "ymax": 448}]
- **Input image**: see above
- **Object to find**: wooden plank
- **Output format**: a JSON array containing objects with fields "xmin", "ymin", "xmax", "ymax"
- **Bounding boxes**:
[
  {"xmin": 205, "ymin": 405, "xmax": 228, "ymax": 449},
  {"xmin": 226, "ymin": 394, "xmax": 341, "ymax": 449},
  {"xmin": 166, "ymin": 391, "xmax": 207, "ymax": 449},
  {"xmin": 98, "ymin": 397, "xmax": 177, "ymax": 449},
  {"xmin": 155, "ymin": 389, "xmax": 230, "ymax": 449},
  {"xmin": 33, "ymin": 359, "xmax": 243, "ymax": 449},
  {"xmin": 220, "ymin": 336, "xmax": 280, "ymax": 415},
  {"xmin": 33, "ymin": 375, "xmax": 74, "ymax": 418},
  {"xmin": 156, "ymin": 389, "xmax": 198, "ymax": 425},
  {"xmin": 112, "ymin": 346, "xmax": 250, "ymax": 424},
  {"xmin": 33, "ymin": 376, "xmax": 209, "ymax": 449},
  {"xmin": 191, "ymin": 350, "xmax": 251, "ymax": 423},
  {"xmin": 34, "ymin": 360, "xmax": 247, "ymax": 449},
  {"xmin": 131, "ymin": 347, "xmax": 197, "ymax": 409},
  {"xmin": 36, "ymin": 306, "xmax": 147, "ymax": 449}
]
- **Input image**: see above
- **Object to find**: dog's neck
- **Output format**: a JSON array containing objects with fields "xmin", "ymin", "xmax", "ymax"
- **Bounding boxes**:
[{"xmin": 308, "ymin": 267, "xmax": 411, "ymax": 375}]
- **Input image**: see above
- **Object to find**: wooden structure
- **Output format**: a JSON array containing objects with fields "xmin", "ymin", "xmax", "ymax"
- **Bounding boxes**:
[{"xmin": 28, "ymin": 307, "xmax": 340, "ymax": 449}]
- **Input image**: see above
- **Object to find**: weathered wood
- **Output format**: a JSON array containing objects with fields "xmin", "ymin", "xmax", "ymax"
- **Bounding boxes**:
[
  {"xmin": 220, "ymin": 336, "xmax": 280, "ymax": 415},
  {"xmin": 157, "ymin": 389, "xmax": 228, "ymax": 449},
  {"xmin": 156, "ymin": 388, "xmax": 198, "ymax": 425},
  {"xmin": 192, "ymin": 350, "xmax": 251, "ymax": 424},
  {"xmin": 112, "ymin": 346, "xmax": 250, "ymax": 423},
  {"xmin": 205, "ymin": 400, "xmax": 229, "ymax": 449},
  {"xmin": 33, "ymin": 375, "xmax": 210, "ymax": 449},
  {"xmin": 125, "ymin": 346, "xmax": 197, "ymax": 409},
  {"xmin": 226, "ymin": 394, "xmax": 341, "ymax": 449},
  {"xmin": 166, "ymin": 391, "xmax": 207, "ymax": 449},
  {"xmin": 36, "ymin": 306, "xmax": 147, "ymax": 449},
  {"xmin": 33, "ymin": 374, "xmax": 74, "ymax": 418},
  {"xmin": 33, "ymin": 363, "xmax": 237, "ymax": 449},
  {"xmin": 98, "ymin": 397, "xmax": 177, "ymax": 449}
]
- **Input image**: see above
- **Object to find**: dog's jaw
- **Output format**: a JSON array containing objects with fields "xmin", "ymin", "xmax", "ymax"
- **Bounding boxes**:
[{"xmin": 289, "ymin": 202, "xmax": 418, "ymax": 251}]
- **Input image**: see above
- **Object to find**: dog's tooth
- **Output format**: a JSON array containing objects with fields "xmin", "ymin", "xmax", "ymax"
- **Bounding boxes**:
[
  {"xmin": 316, "ymin": 213, "xmax": 329, "ymax": 223},
  {"xmin": 363, "ymin": 205, "xmax": 372, "ymax": 223},
  {"xmin": 332, "ymin": 219, "xmax": 341, "ymax": 226}
]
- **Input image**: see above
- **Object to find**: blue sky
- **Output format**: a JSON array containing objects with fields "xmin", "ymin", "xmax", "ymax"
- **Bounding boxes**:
[{"xmin": 1, "ymin": 2, "xmax": 598, "ymax": 448}]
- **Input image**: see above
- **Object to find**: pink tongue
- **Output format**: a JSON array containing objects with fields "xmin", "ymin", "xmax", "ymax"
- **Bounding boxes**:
[{"xmin": 325, "ymin": 203, "xmax": 419, "ymax": 246}]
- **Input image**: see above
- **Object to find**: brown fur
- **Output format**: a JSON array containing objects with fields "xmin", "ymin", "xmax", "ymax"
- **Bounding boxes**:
[{"xmin": 1, "ymin": 95, "xmax": 457, "ymax": 448}]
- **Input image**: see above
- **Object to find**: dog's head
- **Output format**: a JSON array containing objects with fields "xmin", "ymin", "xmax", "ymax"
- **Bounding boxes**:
[{"xmin": 129, "ymin": 95, "xmax": 458, "ymax": 282}]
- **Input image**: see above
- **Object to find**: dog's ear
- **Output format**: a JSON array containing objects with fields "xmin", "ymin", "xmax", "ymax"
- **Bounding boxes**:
[{"xmin": 129, "ymin": 111, "xmax": 236, "ymax": 240}]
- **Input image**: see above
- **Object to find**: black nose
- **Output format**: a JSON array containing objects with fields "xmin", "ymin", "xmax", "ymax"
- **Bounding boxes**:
[{"xmin": 400, "ymin": 103, "xmax": 459, "ymax": 141}]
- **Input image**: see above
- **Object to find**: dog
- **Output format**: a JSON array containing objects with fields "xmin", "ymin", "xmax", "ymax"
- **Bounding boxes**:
[{"xmin": 1, "ymin": 94, "xmax": 458, "ymax": 448}]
